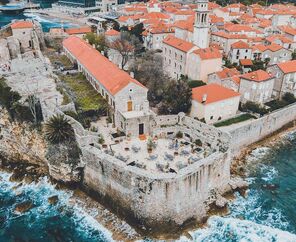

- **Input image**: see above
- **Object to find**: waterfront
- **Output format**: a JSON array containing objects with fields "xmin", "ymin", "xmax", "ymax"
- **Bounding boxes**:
[
  {"xmin": 0, "ymin": 11, "xmax": 78, "ymax": 31},
  {"xmin": 1, "ymin": 131, "xmax": 296, "ymax": 241}
]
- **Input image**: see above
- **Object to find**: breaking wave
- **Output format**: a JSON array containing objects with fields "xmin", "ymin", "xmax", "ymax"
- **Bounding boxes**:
[{"xmin": 0, "ymin": 172, "xmax": 113, "ymax": 242}]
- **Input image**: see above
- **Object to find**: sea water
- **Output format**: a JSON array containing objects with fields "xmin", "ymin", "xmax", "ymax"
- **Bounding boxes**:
[
  {"xmin": 0, "ymin": 12, "xmax": 78, "ymax": 32},
  {"xmin": 1, "ymin": 133, "xmax": 296, "ymax": 241}
]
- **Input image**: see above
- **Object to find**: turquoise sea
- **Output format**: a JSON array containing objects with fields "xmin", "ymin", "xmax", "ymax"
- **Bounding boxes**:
[
  {"xmin": 0, "ymin": 11, "xmax": 78, "ymax": 32},
  {"xmin": 1, "ymin": 132, "xmax": 296, "ymax": 241}
]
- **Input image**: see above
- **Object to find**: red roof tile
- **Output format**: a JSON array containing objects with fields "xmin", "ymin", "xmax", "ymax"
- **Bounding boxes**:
[
  {"xmin": 231, "ymin": 40, "xmax": 251, "ymax": 49},
  {"xmin": 241, "ymin": 70, "xmax": 273, "ymax": 82},
  {"xmin": 11, "ymin": 21, "xmax": 33, "ymax": 29},
  {"xmin": 239, "ymin": 59, "xmax": 253, "ymax": 66},
  {"xmin": 192, "ymin": 84, "xmax": 240, "ymax": 104},
  {"xmin": 65, "ymin": 27, "xmax": 91, "ymax": 35},
  {"xmin": 163, "ymin": 35, "xmax": 195, "ymax": 52},
  {"xmin": 193, "ymin": 47, "xmax": 222, "ymax": 60},
  {"xmin": 63, "ymin": 36, "xmax": 146, "ymax": 96},
  {"xmin": 105, "ymin": 29, "xmax": 120, "ymax": 36},
  {"xmin": 277, "ymin": 60, "xmax": 296, "ymax": 74}
]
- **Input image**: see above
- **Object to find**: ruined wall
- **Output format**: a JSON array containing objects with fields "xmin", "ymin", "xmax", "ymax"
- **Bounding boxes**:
[{"xmin": 228, "ymin": 102, "xmax": 296, "ymax": 151}]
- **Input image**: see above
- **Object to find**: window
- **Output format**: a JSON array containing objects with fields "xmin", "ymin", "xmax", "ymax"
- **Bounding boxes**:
[
  {"xmin": 210, "ymin": 116, "xmax": 213, "ymax": 120},
  {"xmin": 129, "ymin": 88, "xmax": 133, "ymax": 92}
]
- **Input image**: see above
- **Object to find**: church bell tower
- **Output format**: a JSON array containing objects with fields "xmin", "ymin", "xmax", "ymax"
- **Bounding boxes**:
[{"xmin": 193, "ymin": 0, "xmax": 209, "ymax": 48}]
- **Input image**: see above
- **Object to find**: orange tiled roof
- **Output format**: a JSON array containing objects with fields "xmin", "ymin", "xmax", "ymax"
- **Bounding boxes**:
[
  {"xmin": 105, "ymin": 29, "xmax": 120, "ymax": 36},
  {"xmin": 163, "ymin": 35, "xmax": 195, "ymax": 52},
  {"xmin": 212, "ymin": 31, "xmax": 248, "ymax": 40},
  {"xmin": 277, "ymin": 60, "xmax": 296, "ymax": 74},
  {"xmin": 11, "ymin": 21, "xmax": 33, "ymax": 29},
  {"xmin": 241, "ymin": 70, "xmax": 274, "ymax": 82},
  {"xmin": 63, "ymin": 36, "xmax": 146, "ymax": 96},
  {"xmin": 231, "ymin": 40, "xmax": 251, "ymax": 49},
  {"xmin": 193, "ymin": 47, "xmax": 222, "ymax": 60},
  {"xmin": 65, "ymin": 27, "xmax": 91, "ymax": 35},
  {"xmin": 239, "ymin": 59, "xmax": 253, "ymax": 66},
  {"xmin": 279, "ymin": 26, "xmax": 296, "ymax": 36},
  {"xmin": 192, "ymin": 84, "xmax": 240, "ymax": 105},
  {"xmin": 216, "ymin": 68, "xmax": 240, "ymax": 79}
]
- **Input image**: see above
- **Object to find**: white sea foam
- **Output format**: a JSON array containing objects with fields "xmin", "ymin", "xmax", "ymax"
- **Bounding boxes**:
[
  {"xmin": 0, "ymin": 171, "xmax": 114, "ymax": 241},
  {"xmin": 188, "ymin": 216, "xmax": 296, "ymax": 242},
  {"xmin": 247, "ymin": 147, "xmax": 272, "ymax": 163},
  {"xmin": 23, "ymin": 13, "xmax": 54, "ymax": 23},
  {"xmin": 260, "ymin": 165, "xmax": 278, "ymax": 182}
]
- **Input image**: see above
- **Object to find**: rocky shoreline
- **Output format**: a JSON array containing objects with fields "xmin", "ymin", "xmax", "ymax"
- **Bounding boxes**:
[{"xmin": 1, "ymin": 107, "xmax": 295, "ymax": 240}]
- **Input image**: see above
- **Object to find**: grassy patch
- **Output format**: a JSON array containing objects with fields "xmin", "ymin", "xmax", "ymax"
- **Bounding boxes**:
[
  {"xmin": 214, "ymin": 113, "xmax": 256, "ymax": 127},
  {"xmin": 59, "ymin": 73, "xmax": 107, "ymax": 112}
]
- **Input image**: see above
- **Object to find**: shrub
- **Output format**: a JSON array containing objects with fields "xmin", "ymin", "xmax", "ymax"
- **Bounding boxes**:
[
  {"xmin": 242, "ymin": 101, "xmax": 268, "ymax": 115},
  {"xmin": 214, "ymin": 114, "xmax": 256, "ymax": 127},
  {"xmin": 282, "ymin": 93, "xmax": 296, "ymax": 104},
  {"xmin": 44, "ymin": 114, "xmax": 75, "ymax": 144},
  {"xmin": 188, "ymin": 80, "xmax": 206, "ymax": 88},
  {"xmin": 194, "ymin": 139, "xmax": 202, "ymax": 146},
  {"xmin": 175, "ymin": 131, "xmax": 183, "ymax": 139},
  {"xmin": 98, "ymin": 134, "xmax": 105, "ymax": 144}
]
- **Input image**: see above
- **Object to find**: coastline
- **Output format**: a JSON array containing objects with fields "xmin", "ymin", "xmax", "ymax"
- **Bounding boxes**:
[{"xmin": 1, "ymin": 119, "xmax": 296, "ymax": 241}]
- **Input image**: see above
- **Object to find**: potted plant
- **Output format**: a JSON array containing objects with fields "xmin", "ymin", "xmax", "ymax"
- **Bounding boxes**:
[{"xmin": 147, "ymin": 137, "xmax": 156, "ymax": 153}]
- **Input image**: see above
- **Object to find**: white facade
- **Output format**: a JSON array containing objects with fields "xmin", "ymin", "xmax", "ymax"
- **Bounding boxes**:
[
  {"xmin": 190, "ymin": 96, "xmax": 240, "ymax": 124},
  {"xmin": 239, "ymin": 78, "xmax": 275, "ymax": 104},
  {"xmin": 193, "ymin": 0, "xmax": 210, "ymax": 48},
  {"xmin": 11, "ymin": 27, "xmax": 33, "ymax": 50}
]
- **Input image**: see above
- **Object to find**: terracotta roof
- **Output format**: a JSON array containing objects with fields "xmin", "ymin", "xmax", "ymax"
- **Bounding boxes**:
[
  {"xmin": 163, "ymin": 35, "xmax": 195, "ymax": 52},
  {"xmin": 277, "ymin": 60, "xmax": 296, "ymax": 74},
  {"xmin": 192, "ymin": 84, "xmax": 240, "ymax": 105},
  {"xmin": 231, "ymin": 40, "xmax": 251, "ymax": 49},
  {"xmin": 63, "ymin": 36, "xmax": 146, "ymax": 96},
  {"xmin": 212, "ymin": 31, "xmax": 248, "ymax": 40},
  {"xmin": 11, "ymin": 21, "xmax": 33, "ymax": 29},
  {"xmin": 216, "ymin": 68, "xmax": 240, "ymax": 79},
  {"xmin": 65, "ymin": 27, "xmax": 91, "ymax": 35},
  {"xmin": 193, "ymin": 47, "xmax": 222, "ymax": 60},
  {"xmin": 241, "ymin": 70, "xmax": 274, "ymax": 82},
  {"xmin": 279, "ymin": 26, "xmax": 296, "ymax": 36},
  {"xmin": 266, "ymin": 43, "xmax": 283, "ymax": 52},
  {"xmin": 239, "ymin": 59, "xmax": 253, "ymax": 66},
  {"xmin": 105, "ymin": 29, "xmax": 120, "ymax": 36},
  {"xmin": 173, "ymin": 16, "xmax": 194, "ymax": 32}
]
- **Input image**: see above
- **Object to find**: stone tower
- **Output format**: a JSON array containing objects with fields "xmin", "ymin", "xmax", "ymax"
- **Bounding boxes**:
[{"xmin": 193, "ymin": 0, "xmax": 209, "ymax": 48}]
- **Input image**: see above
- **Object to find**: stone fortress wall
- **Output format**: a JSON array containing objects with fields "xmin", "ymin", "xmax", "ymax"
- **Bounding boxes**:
[
  {"xmin": 42, "ymin": 106, "xmax": 232, "ymax": 230},
  {"xmin": 228, "ymin": 102, "xmax": 296, "ymax": 152}
]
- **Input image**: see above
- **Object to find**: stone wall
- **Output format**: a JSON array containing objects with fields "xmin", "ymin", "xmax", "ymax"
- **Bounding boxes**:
[
  {"xmin": 228, "ymin": 102, "xmax": 296, "ymax": 151},
  {"xmin": 81, "ymin": 113, "xmax": 232, "ymax": 231}
]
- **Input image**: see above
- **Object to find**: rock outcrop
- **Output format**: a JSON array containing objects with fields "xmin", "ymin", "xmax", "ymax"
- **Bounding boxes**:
[{"xmin": 46, "ymin": 140, "xmax": 83, "ymax": 184}]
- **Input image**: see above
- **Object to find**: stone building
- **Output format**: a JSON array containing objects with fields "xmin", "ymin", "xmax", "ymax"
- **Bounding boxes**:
[
  {"xmin": 187, "ymin": 47, "xmax": 222, "ymax": 82},
  {"xmin": 10, "ymin": 21, "xmax": 34, "ymax": 51},
  {"xmin": 239, "ymin": 70, "xmax": 275, "ymax": 104},
  {"xmin": 63, "ymin": 36, "xmax": 153, "ymax": 137},
  {"xmin": 228, "ymin": 40, "xmax": 252, "ymax": 65},
  {"xmin": 162, "ymin": 35, "xmax": 197, "ymax": 79},
  {"xmin": 190, "ymin": 84, "xmax": 240, "ymax": 123},
  {"xmin": 267, "ymin": 60, "xmax": 296, "ymax": 98}
]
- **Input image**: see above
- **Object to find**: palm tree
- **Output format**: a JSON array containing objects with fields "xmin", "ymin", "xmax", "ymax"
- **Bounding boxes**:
[{"xmin": 44, "ymin": 114, "xmax": 75, "ymax": 144}]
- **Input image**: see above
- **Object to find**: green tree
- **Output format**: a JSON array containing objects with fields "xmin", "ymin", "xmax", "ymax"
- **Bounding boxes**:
[
  {"xmin": 84, "ymin": 33, "xmax": 108, "ymax": 54},
  {"xmin": 159, "ymin": 79, "xmax": 192, "ymax": 115},
  {"xmin": 44, "ymin": 114, "xmax": 75, "ymax": 144},
  {"xmin": 292, "ymin": 50, "xmax": 296, "ymax": 60}
]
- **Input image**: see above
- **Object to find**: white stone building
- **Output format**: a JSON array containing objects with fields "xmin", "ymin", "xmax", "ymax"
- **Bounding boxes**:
[
  {"xmin": 187, "ymin": 47, "xmax": 222, "ymax": 82},
  {"xmin": 162, "ymin": 35, "xmax": 197, "ymax": 79},
  {"xmin": 239, "ymin": 70, "xmax": 275, "ymax": 104},
  {"xmin": 193, "ymin": 0, "xmax": 210, "ymax": 48},
  {"xmin": 228, "ymin": 40, "xmax": 252, "ymax": 64},
  {"xmin": 10, "ymin": 21, "xmax": 34, "ymax": 50},
  {"xmin": 63, "ymin": 36, "xmax": 153, "ymax": 137},
  {"xmin": 267, "ymin": 60, "xmax": 296, "ymax": 98},
  {"xmin": 190, "ymin": 83, "xmax": 240, "ymax": 124}
]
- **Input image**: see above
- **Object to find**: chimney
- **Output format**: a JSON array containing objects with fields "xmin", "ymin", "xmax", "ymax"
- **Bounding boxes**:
[
  {"xmin": 202, "ymin": 94, "xmax": 207, "ymax": 103},
  {"xmin": 86, "ymin": 39, "xmax": 89, "ymax": 43},
  {"xmin": 101, "ymin": 51, "xmax": 104, "ymax": 55},
  {"xmin": 130, "ymin": 71, "xmax": 134, "ymax": 78},
  {"xmin": 92, "ymin": 44, "xmax": 96, "ymax": 49}
]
